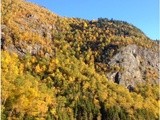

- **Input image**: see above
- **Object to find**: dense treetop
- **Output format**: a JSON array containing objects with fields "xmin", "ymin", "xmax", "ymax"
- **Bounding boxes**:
[{"xmin": 1, "ymin": 0, "xmax": 159, "ymax": 120}]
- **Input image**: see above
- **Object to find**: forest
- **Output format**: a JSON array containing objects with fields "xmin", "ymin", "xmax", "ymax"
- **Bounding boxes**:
[{"xmin": 1, "ymin": 0, "xmax": 159, "ymax": 120}]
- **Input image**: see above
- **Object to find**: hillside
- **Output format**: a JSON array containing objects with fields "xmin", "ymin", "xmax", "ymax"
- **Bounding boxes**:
[{"xmin": 1, "ymin": 0, "xmax": 159, "ymax": 120}]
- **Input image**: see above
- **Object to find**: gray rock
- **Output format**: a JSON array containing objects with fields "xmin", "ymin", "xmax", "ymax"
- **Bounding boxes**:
[{"xmin": 106, "ymin": 44, "xmax": 159, "ymax": 87}]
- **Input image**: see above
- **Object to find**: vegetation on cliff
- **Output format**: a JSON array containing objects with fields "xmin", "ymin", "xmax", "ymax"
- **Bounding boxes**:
[{"xmin": 1, "ymin": 0, "xmax": 159, "ymax": 119}]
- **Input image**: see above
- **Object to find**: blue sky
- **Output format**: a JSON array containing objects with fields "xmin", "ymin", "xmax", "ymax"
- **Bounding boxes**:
[{"xmin": 28, "ymin": 0, "xmax": 159, "ymax": 40}]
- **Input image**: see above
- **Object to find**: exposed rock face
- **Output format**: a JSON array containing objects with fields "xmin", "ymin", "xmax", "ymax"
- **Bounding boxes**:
[
  {"xmin": 1, "ymin": 23, "xmax": 56, "ymax": 57},
  {"xmin": 106, "ymin": 44, "xmax": 159, "ymax": 87}
]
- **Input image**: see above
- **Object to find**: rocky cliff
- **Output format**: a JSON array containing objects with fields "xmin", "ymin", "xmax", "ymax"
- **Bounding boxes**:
[
  {"xmin": 106, "ymin": 44, "xmax": 159, "ymax": 87},
  {"xmin": 2, "ymin": 0, "xmax": 159, "ymax": 119},
  {"xmin": 2, "ymin": 0, "xmax": 159, "ymax": 88}
]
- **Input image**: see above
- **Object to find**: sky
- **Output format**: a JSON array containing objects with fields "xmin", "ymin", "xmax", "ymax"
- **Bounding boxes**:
[{"xmin": 28, "ymin": 0, "xmax": 159, "ymax": 40}]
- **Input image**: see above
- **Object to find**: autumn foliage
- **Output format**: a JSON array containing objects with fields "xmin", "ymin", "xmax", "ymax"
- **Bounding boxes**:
[{"xmin": 1, "ymin": 0, "xmax": 159, "ymax": 120}]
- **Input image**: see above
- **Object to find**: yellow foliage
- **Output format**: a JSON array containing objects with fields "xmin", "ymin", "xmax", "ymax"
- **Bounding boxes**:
[
  {"xmin": 1, "ymin": 0, "xmax": 159, "ymax": 119},
  {"xmin": 35, "ymin": 64, "xmax": 42, "ymax": 73}
]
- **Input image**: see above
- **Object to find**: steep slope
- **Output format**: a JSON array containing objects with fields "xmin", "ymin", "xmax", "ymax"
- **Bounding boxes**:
[
  {"xmin": 1, "ymin": 0, "xmax": 159, "ymax": 120},
  {"xmin": 2, "ymin": 0, "xmax": 159, "ymax": 87},
  {"xmin": 107, "ymin": 44, "xmax": 159, "ymax": 86}
]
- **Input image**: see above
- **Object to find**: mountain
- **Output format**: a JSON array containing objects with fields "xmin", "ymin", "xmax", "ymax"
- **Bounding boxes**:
[{"xmin": 1, "ymin": 0, "xmax": 159, "ymax": 120}]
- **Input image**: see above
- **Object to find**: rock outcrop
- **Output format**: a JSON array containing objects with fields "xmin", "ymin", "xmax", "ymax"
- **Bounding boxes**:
[{"xmin": 106, "ymin": 44, "xmax": 159, "ymax": 87}]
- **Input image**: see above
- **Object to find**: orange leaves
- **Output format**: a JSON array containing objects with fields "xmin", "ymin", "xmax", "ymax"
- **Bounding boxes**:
[
  {"xmin": 83, "ymin": 82, "xmax": 90, "ymax": 90},
  {"xmin": 93, "ymin": 98, "xmax": 100, "ymax": 108},
  {"xmin": 48, "ymin": 59, "xmax": 58, "ymax": 73},
  {"xmin": 82, "ymin": 22, "xmax": 88, "ymax": 28},
  {"xmin": 35, "ymin": 64, "xmax": 43, "ymax": 73},
  {"xmin": 1, "ymin": 12, "xmax": 159, "ymax": 119}
]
